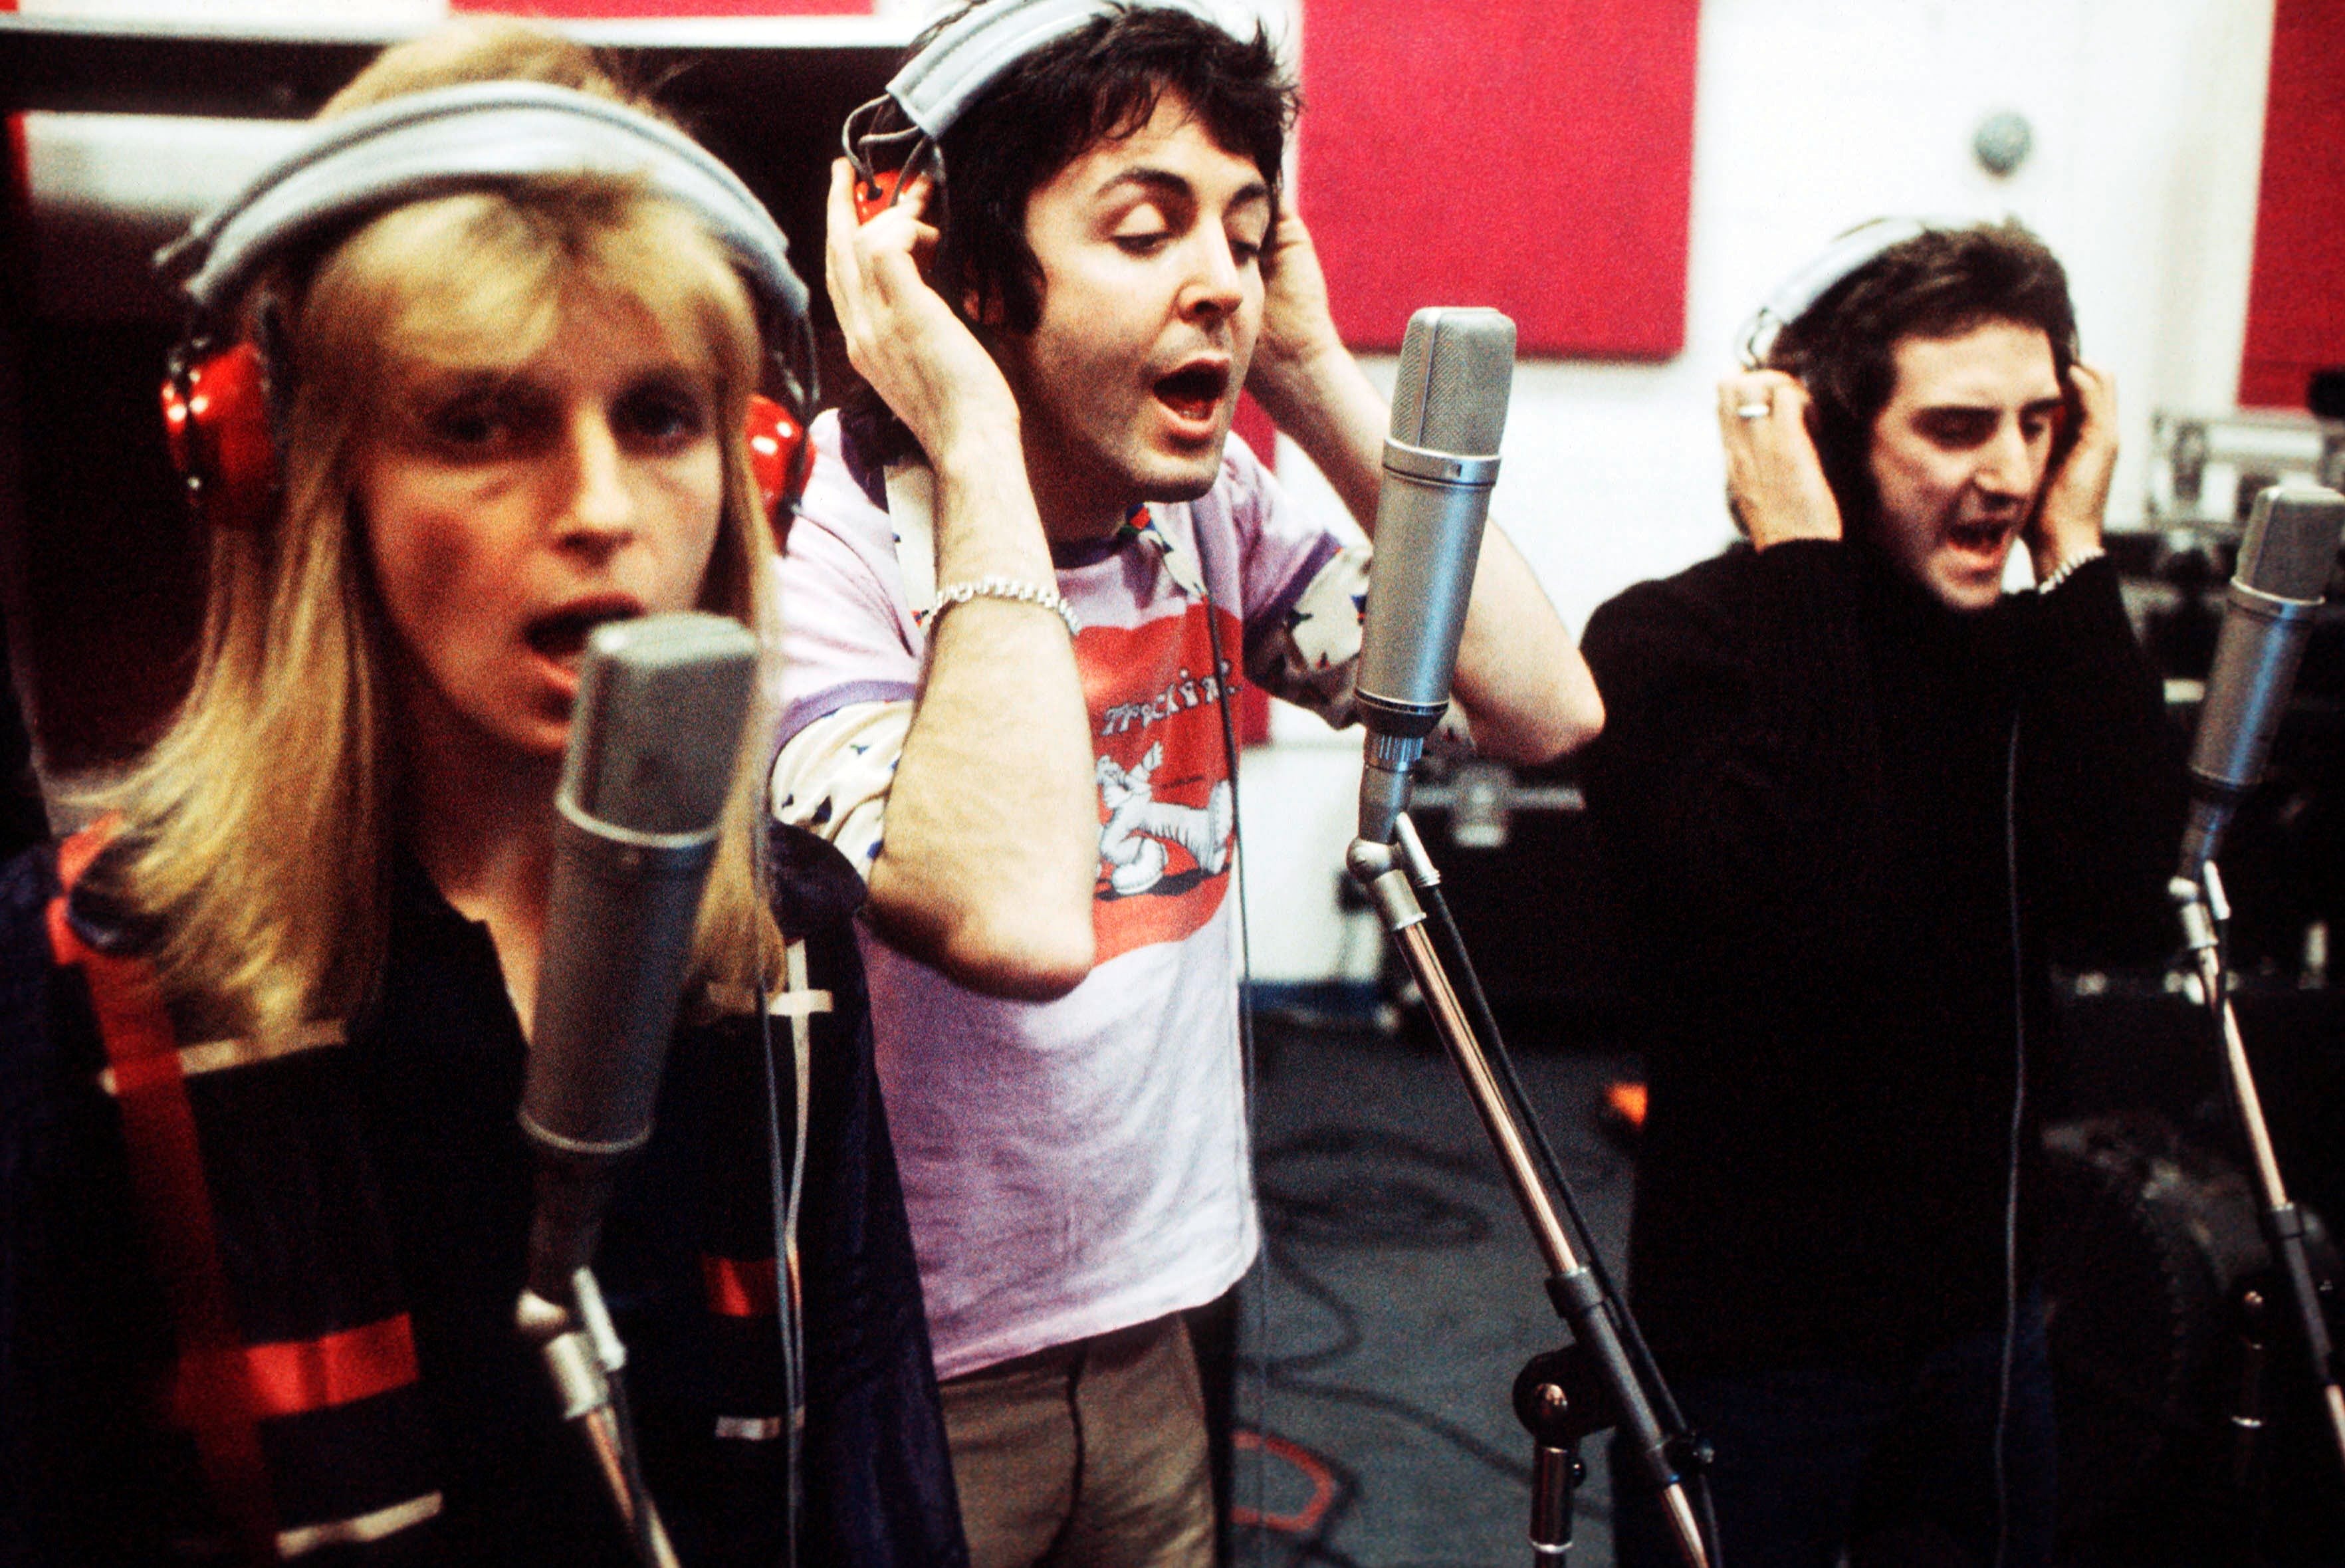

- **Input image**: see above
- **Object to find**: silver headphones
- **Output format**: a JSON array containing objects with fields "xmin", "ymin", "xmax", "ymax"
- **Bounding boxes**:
[
  {"xmin": 842, "ymin": 0, "xmax": 1232, "ymax": 215},
  {"xmin": 1735, "ymin": 217, "xmax": 1935, "ymax": 370},
  {"xmin": 159, "ymin": 81, "xmax": 814, "ymax": 407}
]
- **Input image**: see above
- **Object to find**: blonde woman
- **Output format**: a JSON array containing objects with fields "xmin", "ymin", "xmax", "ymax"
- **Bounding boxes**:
[{"xmin": 0, "ymin": 24, "xmax": 960, "ymax": 1566}]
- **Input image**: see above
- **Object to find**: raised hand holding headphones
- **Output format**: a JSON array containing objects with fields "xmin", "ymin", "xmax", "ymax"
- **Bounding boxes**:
[
  {"xmin": 823, "ymin": 159, "xmax": 1024, "ymax": 474},
  {"xmin": 827, "ymin": 0, "xmax": 1243, "ymax": 467},
  {"xmin": 1722, "ymin": 215, "xmax": 2100, "ymax": 565},
  {"xmin": 2023, "ymin": 357, "xmax": 2116, "ymax": 583},
  {"xmin": 841, "ymin": 0, "xmax": 1227, "ymax": 226},
  {"xmin": 1720, "ymin": 217, "xmax": 1936, "ymax": 547},
  {"xmin": 1717, "ymin": 367, "xmax": 1842, "ymax": 548}
]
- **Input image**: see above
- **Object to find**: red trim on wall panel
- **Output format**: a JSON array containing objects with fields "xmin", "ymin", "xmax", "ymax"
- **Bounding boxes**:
[
  {"xmin": 1299, "ymin": 0, "xmax": 1700, "ymax": 358},
  {"xmin": 451, "ymin": 1, "xmax": 871, "ymax": 13},
  {"xmin": 2239, "ymin": 0, "xmax": 2345, "ymax": 409},
  {"xmin": 1230, "ymin": 393, "xmax": 1276, "ymax": 473},
  {"xmin": 1227, "ymin": 393, "xmax": 1275, "ymax": 744},
  {"xmin": 6, "ymin": 115, "xmax": 27, "ymax": 226},
  {"xmin": 1236, "ymin": 681, "xmax": 1272, "ymax": 746},
  {"xmin": 5, "ymin": 114, "xmax": 29, "ymax": 320}
]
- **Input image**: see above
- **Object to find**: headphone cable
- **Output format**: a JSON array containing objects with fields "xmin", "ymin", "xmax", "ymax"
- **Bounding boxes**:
[{"xmin": 1994, "ymin": 711, "xmax": 2025, "ymax": 1568}]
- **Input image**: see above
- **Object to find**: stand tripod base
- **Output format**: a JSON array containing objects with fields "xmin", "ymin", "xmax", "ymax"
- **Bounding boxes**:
[{"xmin": 1350, "ymin": 824, "xmax": 1711, "ymax": 1568}]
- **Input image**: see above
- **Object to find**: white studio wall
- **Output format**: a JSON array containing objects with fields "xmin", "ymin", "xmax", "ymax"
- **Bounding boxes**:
[
  {"xmin": 2, "ymin": 0, "xmax": 2281, "ymax": 986},
  {"xmin": 1241, "ymin": 0, "xmax": 2279, "ymax": 988},
  {"xmin": 15, "ymin": 0, "xmax": 445, "ymax": 18}
]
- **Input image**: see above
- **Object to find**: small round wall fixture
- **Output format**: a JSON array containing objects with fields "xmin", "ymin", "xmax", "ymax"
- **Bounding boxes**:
[{"xmin": 1973, "ymin": 110, "xmax": 2033, "ymax": 177}]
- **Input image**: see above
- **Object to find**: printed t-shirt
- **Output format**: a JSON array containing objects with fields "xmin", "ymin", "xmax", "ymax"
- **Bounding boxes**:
[{"xmin": 768, "ymin": 410, "xmax": 1367, "ymax": 1377}]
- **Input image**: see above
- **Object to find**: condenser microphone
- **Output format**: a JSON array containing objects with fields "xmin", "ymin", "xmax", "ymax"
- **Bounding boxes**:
[
  {"xmin": 520, "ymin": 612, "xmax": 759, "ymax": 1307},
  {"xmin": 1356, "ymin": 306, "xmax": 1516, "ymax": 844},
  {"xmin": 2177, "ymin": 485, "xmax": 2344, "ymax": 879}
]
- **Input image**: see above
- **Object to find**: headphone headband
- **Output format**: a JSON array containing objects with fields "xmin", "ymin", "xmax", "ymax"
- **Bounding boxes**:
[
  {"xmin": 855, "ymin": 0, "xmax": 1227, "ymax": 156},
  {"xmin": 891, "ymin": 0, "xmax": 1117, "ymax": 139},
  {"xmin": 1736, "ymin": 217, "xmax": 1934, "ymax": 370},
  {"xmin": 159, "ymin": 81, "xmax": 810, "ymax": 334}
]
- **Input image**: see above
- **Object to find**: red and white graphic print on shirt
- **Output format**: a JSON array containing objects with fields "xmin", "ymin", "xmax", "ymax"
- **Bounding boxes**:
[{"xmin": 1079, "ymin": 598, "xmax": 1240, "ymax": 965}]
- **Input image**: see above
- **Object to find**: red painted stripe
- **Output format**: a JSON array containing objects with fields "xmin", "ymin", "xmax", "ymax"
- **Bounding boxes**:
[
  {"xmin": 5, "ymin": 116, "xmax": 28, "ymax": 235},
  {"xmin": 451, "ymin": 0, "xmax": 869, "ymax": 12},
  {"xmin": 1227, "ymin": 395, "xmax": 1276, "ymax": 747},
  {"xmin": 243, "ymin": 1315, "xmax": 419, "ymax": 1418},
  {"xmin": 1229, "ymin": 393, "xmax": 1276, "ymax": 475},
  {"xmin": 2239, "ymin": 0, "xmax": 2345, "ymax": 408},
  {"xmin": 702, "ymin": 1254, "xmax": 780, "ymax": 1317},
  {"xmin": 49, "ymin": 829, "xmax": 278, "ymax": 1557}
]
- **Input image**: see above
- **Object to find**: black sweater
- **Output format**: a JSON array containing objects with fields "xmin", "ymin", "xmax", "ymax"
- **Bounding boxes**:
[
  {"xmin": 0, "ymin": 838, "xmax": 964, "ymax": 1566},
  {"xmin": 1581, "ymin": 542, "xmax": 2183, "ymax": 1377}
]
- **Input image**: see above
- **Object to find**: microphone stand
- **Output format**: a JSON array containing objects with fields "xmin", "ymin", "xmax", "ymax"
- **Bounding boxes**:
[
  {"xmin": 1347, "ymin": 815, "xmax": 1713, "ymax": 1568},
  {"xmin": 516, "ymin": 1264, "xmax": 682, "ymax": 1568},
  {"xmin": 2172, "ymin": 862, "xmax": 2345, "ymax": 1476}
]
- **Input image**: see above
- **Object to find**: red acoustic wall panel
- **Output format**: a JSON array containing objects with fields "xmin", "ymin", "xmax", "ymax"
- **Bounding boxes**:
[
  {"xmin": 2238, "ymin": 0, "xmax": 2345, "ymax": 409},
  {"xmin": 1297, "ymin": 0, "xmax": 1700, "ymax": 358}
]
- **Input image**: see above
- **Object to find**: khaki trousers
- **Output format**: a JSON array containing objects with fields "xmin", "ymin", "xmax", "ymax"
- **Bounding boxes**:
[{"xmin": 939, "ymin": 1313, "xmax": 1215, "ymax": 1568}]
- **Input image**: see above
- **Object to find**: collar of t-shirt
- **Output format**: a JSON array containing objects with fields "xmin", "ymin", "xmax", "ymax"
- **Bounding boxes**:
[{"xmin": 879, "ymin": 461, "xmax": 1204, "ymax": 623}]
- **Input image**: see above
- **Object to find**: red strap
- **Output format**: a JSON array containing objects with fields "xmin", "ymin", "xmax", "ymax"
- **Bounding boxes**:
[
  {"xmin": 701, "ymin": 1254, "xmax": 780, "ymax": 1318},
  {"xmin": 49, "ymin": 828, "xmax": 280, "ymax": 1560},
  {"xmin": 244, "ymin": 1315, "xmax": 418, "ymax": 1418},
  {"xmin": 53, "ymin": 817, "xmax": 108, "ymax": 890}
]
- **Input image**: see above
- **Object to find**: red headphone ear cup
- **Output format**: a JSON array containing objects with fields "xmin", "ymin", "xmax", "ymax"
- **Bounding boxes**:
[
  {"xmin": 744, "ymin": 392, "xmax": 810, "ymax": 543},
  {"xmin": 853, "ymin": 164, "xmax": 907, "ymax": 226},
  {"xmin": 165, "ymin": 352, "xmax": 810, "ymax": 538},
  {"xmin": 160, "ymin": 342, "xmax": 278, "ymax": 532}
]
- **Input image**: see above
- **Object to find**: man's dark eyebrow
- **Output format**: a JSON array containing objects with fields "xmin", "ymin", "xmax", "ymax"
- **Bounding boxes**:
[
  {"xmin": 1099, "ymin": 166, "xmax": 1272, "ymax": 209},
  {"xmin": 1914, "ymin": 396, "xmax": 2067, "ymax": 417}
]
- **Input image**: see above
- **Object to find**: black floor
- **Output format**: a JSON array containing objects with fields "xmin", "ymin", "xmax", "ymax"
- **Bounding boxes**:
[
  {"xmin": 1231, "ymin": 1013, "xmax": 1641, "ymax": 1567},
  {"xmin": 1225, "ymin": 1008, "xmax": 2345, "ymax": 1568}
]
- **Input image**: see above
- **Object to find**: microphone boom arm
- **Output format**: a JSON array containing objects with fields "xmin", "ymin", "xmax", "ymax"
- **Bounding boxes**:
[
  {"xmin": 2172, "ymin": 867, "xmax": 2345, "ymax": 1477},
  {"xmin": 1348, "ymin": 822, "xmax": 1714, "ymax": 1568},
  {"xmin": 511, "ymin": 612, "xmax": 758, "ymax": 1568}
]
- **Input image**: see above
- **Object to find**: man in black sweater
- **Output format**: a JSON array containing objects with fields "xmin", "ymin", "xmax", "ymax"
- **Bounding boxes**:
[{"xmin": 1585, "ymin": 222, "xmax": 2183, "ymax": 1568}]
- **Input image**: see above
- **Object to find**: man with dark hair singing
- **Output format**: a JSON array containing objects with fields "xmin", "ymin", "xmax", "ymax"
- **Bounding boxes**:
[
  {"xmin": 770, "ymin": 2, "xmax": 1602, "ymax": 1561},
  {"xmin": 1584, "ymin": 220, "xmax": 2183, "ymax": 1567}
]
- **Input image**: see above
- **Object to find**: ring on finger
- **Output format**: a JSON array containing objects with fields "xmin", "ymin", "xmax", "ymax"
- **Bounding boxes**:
[{"xmin": 1735, "ymin": 399, "xmax": 1772, "ymax": 420}]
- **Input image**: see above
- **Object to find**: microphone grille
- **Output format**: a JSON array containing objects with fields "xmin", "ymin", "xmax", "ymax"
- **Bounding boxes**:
[
  {"xmin": 562, "ymin": 612, "xmax": 759, "ymax": 836},
  {"xmin": 1389, "ymin": 306, "xmax": 1515, "ymax": 457},
  {"xmin": 2237, "ymin": 485, "xmax": 2344, "ymax": 604}
]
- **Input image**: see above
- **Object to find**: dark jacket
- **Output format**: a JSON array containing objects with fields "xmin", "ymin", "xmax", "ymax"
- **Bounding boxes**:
[
  {"xmin": 1581, "ymin": 542, "xmax": 2183, "ymax": 1377},
  {"xmin": 0, "ymin": 826, "xmax": 964, "ymax": 1567}
]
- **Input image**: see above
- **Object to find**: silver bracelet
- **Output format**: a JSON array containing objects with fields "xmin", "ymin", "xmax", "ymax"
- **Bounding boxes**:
[
  {"xmin": 926, "ymin": 574, "xmax": 1082, "ymax": 637},
  {"xmin": 2036, "ymin": 547, "xmax": 2106, "ymax": 594}
]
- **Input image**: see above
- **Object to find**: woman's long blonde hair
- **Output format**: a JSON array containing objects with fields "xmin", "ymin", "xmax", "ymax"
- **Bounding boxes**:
[{"xmin": 84, "ymin": 23, "xmax": 788, "ymax": 1042}]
